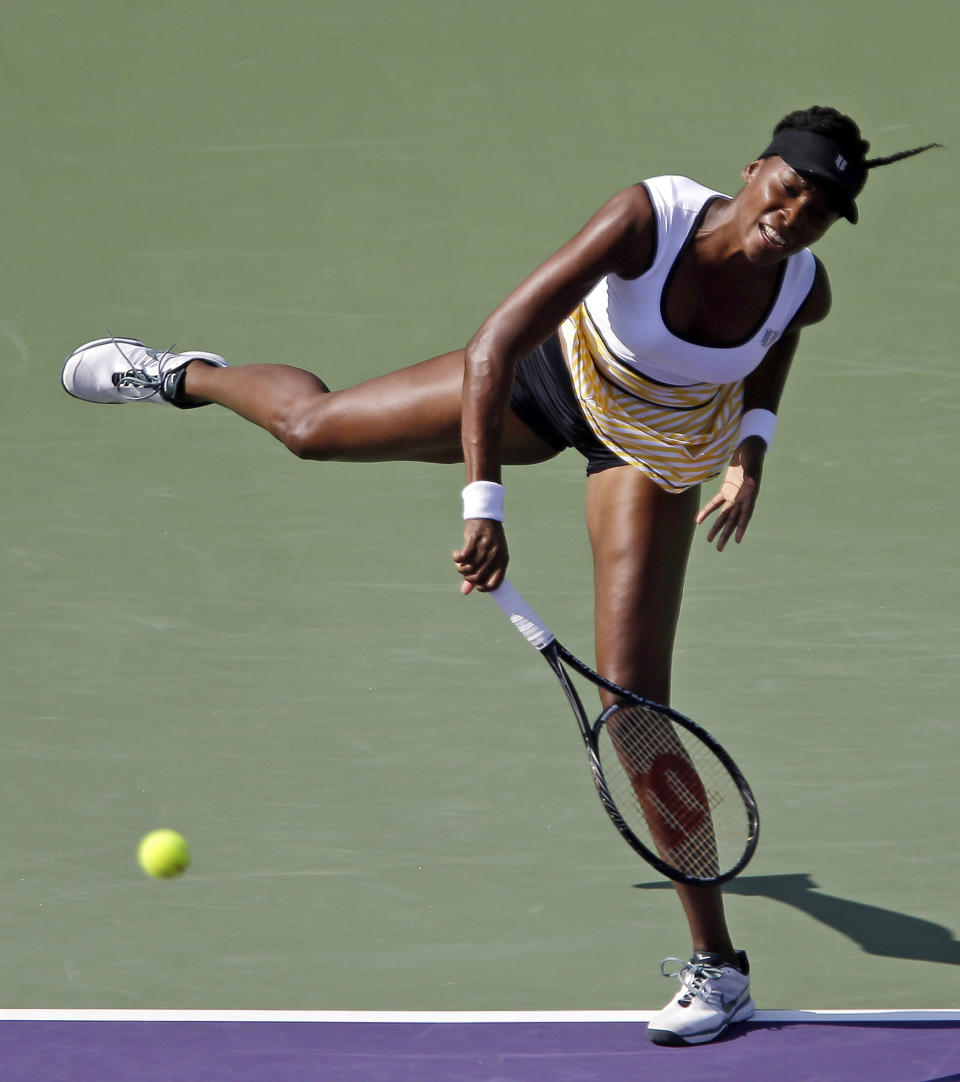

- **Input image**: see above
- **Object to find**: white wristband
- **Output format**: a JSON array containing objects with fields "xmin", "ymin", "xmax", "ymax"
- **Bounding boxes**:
[
  {"xmin": 737, "ymin": 409, "xmax": 777, "ymax": 449},
  {"xmin": 462, "ymin": 481, "xmax": 505, "ymax": 521}
]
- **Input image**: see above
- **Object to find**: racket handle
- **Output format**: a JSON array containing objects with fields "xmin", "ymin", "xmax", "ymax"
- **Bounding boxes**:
[{"xmin": 488, "ymin": 579, "xmax": 556, "ymax": 651}]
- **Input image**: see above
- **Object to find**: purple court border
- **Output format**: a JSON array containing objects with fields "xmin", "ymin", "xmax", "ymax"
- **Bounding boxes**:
[{"xmin": 1, "ymin": 1010, "xmax": 957, "ymax": 1082}]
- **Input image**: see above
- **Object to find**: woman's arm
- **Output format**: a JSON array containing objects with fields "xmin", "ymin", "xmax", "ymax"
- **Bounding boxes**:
[
  {"xmin": 696, "ymin": 259, "xmax": 832, "ymax": 550},
  {"xmin": 461, "ymin": 185, "xmax": 654, "ymax": 484},
  {"xmin": 454, "ymin": 184, "xmax": 656, "ymax": 592}
]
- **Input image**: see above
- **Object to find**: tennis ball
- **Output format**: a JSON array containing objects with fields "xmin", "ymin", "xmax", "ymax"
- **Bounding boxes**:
[{"xmin": 138, "ymin": 829, "xmax": 190, "ymax": 879}]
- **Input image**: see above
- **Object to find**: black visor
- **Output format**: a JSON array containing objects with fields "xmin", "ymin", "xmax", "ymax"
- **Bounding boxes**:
[{"xmin": 759, "ymin": 129, "xmax": 866, "ymax": 223}]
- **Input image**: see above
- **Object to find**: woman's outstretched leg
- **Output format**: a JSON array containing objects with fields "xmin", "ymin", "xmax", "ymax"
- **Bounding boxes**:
[
  {"xmin": 189, "ymin": 349, "xmax": 559, "ymax": 463},
  {"xmin": 62, "ymin": 338, "xmax": 558, "ymax": 466},
  {"xmin": 183, "ymin": 351, "xmax": 473, "ymax": 462}
]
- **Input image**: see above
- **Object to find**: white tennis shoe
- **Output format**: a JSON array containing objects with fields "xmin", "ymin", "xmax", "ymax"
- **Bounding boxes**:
[
  {"xmin": 61, "ymin": 337, "xmax": 227, "ymax": 408},
  {"xmin": 646, "ymin": 950, "xmax": 755, "ymax": 1046}
]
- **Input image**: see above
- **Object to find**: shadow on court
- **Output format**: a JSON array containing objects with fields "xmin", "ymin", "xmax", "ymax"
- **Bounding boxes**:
[{"xmin": 636, "ymin": 874, "xmax": 960, "ymax": 966}]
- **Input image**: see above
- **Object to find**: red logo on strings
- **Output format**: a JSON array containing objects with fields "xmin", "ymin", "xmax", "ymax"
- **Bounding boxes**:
[{"xmin": 636, "ymin": 753, "xmax": 709, "ymax": 850}]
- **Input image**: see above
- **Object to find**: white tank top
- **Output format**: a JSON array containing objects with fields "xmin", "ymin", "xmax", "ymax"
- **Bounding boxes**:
[{"xmin": 581, "ymin": 175, "xmax": 817, "ymax": 387}]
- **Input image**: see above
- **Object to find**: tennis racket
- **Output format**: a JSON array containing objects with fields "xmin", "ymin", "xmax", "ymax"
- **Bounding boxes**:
[{"xmin": 489, "ymin": 579, "xmax": 759, "ymax": 886}]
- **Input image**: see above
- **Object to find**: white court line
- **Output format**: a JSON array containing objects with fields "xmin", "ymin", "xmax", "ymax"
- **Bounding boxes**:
[{"xmin": 0, "ymin": 1010, "xmax": 957, "ymax": 1024}]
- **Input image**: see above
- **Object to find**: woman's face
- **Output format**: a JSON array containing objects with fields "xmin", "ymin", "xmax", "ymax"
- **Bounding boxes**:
[{"xmin": 738, "ymin": 156, "xmax": 840, "ymax": 262}]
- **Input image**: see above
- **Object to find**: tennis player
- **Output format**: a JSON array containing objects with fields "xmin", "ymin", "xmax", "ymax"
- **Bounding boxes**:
[{"xmin": 61, "ymin": 106, "xmax": 938, "ymax": 1046}]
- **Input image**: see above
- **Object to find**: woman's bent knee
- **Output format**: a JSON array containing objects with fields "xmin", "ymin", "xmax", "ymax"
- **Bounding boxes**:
[
  {"xmin": 283, "ymin": 420, "xmax": 333, "ymax": 460},
  {"xmin": 275, "ymin": 401, "xmax": 335, "ymax": 460}
]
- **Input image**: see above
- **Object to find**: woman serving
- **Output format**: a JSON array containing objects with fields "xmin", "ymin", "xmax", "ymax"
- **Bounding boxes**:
[{"xmin": 61, "ymin": 105, "xmax": 939, "ymax": 1046}]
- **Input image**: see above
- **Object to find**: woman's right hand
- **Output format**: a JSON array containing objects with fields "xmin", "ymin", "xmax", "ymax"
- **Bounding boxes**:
[{"xmin": 452, "ymin": 519, "xmax": 509, "ymax": 594}]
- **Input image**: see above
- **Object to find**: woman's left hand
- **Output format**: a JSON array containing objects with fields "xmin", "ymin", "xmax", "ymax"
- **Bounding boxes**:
[{"xmin": 695, "ymin": 437, "xmax": 766, "ymax": 551}]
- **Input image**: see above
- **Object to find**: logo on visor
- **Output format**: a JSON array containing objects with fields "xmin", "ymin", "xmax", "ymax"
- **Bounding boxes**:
[{"xmin": 835, "ymin": 154, "xmax": 848, "ymax": 172}]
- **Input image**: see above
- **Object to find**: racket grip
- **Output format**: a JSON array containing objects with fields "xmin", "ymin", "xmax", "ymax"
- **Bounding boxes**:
[{"xmin": 488, "ymin": 579, "xmax": 556, "ymax": 651}]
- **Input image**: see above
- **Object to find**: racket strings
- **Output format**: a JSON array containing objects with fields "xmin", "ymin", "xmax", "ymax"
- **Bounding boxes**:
[{"xmin": 598, "ymin": 703, "xmax": 745, "ymax": 880}]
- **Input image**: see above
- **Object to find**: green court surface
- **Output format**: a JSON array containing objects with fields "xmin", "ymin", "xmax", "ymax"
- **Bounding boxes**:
[{"xmin": 2, "ymin": 0, "xmax": 957, "ymax": 1014}]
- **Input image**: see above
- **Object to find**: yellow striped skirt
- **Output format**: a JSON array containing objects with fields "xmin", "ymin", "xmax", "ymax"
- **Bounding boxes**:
[{"xmin": 558, "ymin": 305, "xmax": 743, "ymax": 493}]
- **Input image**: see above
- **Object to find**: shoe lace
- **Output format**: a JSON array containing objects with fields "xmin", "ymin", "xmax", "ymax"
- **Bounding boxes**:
[
  {"xmin": 111, "ymin": 339, "xmax": 178, "ymax": 396},
  {"xmin": 660, "ymin": 957, "xmax": 725, "ymax": 1006}
]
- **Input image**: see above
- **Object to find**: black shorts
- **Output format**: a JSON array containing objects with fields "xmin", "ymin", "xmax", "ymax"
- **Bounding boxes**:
[{"xmin": 510, "ymin": 333, "xmax": 625, "ymax": 475}]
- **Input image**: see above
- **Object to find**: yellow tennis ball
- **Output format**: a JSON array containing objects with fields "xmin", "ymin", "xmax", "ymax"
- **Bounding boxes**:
[{"xmin": 138, "ymin": 829, "xmax": 190, "ymax": 879}]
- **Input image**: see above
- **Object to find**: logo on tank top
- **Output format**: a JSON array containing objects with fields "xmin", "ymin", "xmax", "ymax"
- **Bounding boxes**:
[{"xmin": 761, "ymin": 329, "xmax": 780, "ymax": 349}]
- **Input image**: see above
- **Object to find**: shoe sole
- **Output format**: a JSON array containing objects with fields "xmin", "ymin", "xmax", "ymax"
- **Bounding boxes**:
[
  {"xmin": 60, "ymin": 337, "xmax": 148, "ymax": 403},
  {"xmin": 647, "ymin": 996, "xmax": 756, "ymax": 1047}
]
